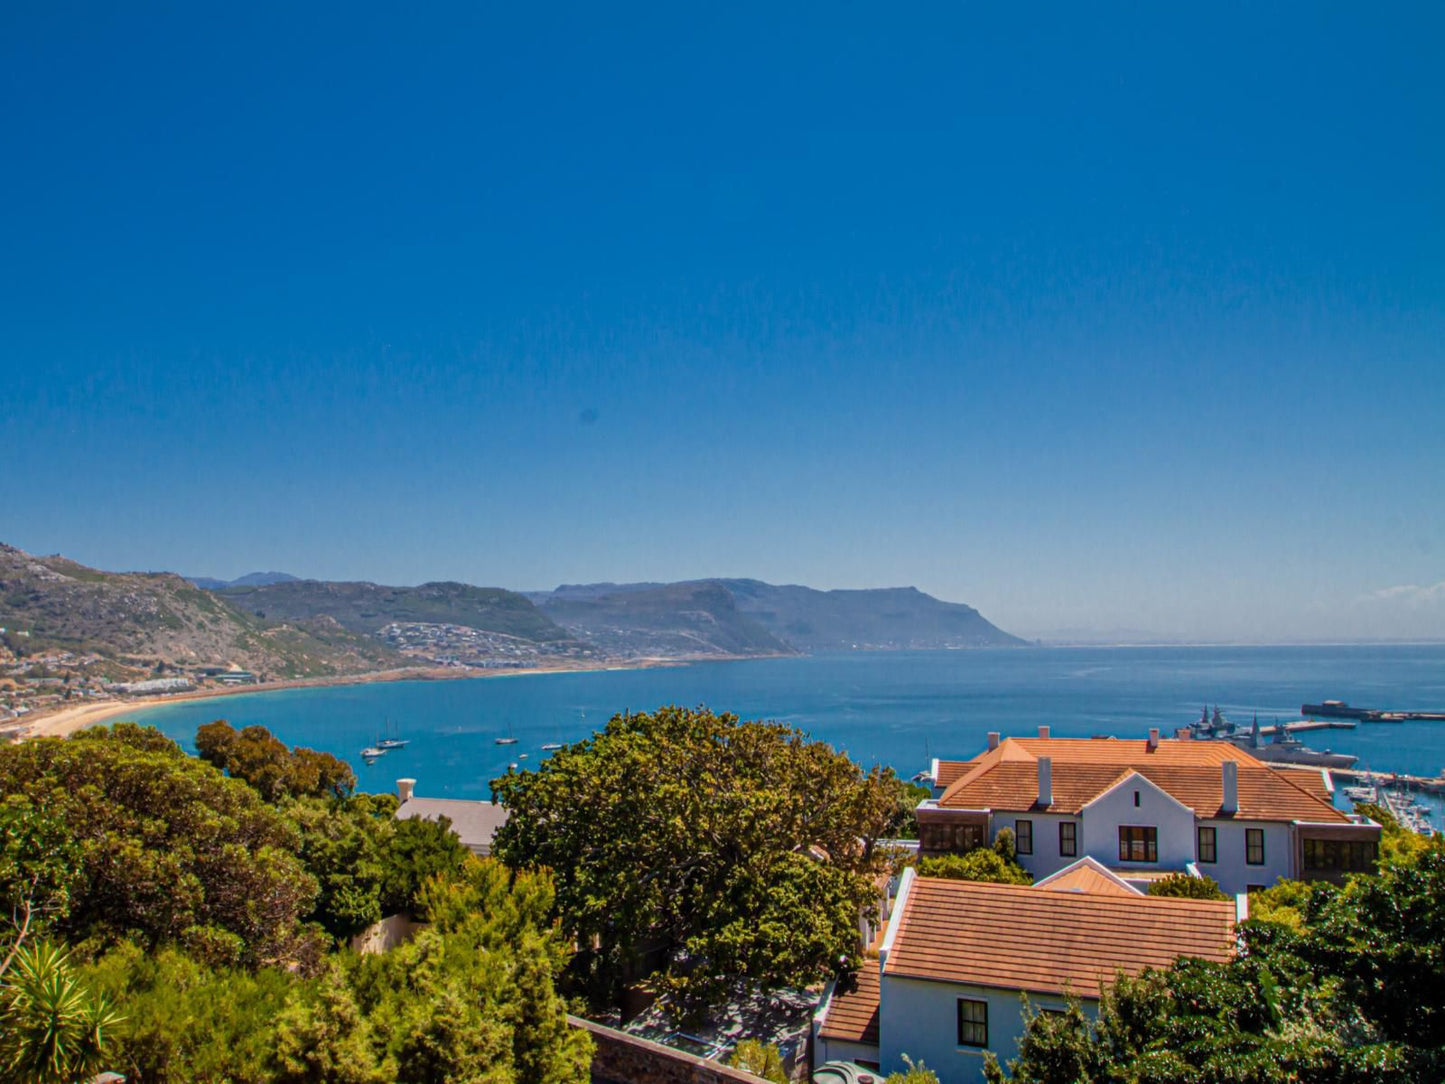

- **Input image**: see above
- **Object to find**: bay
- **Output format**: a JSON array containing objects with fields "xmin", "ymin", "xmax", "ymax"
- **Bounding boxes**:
[{"xmin": 126, "ymin": 645, "xmax": 1445, "ymax": 814}]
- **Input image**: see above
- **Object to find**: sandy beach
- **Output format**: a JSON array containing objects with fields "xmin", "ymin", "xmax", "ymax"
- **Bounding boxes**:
[{"xmin": 17, "ymin": 656, "xmax": 696, "ymax": 740}]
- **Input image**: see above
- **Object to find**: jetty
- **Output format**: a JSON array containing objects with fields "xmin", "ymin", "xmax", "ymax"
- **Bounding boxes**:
[
  {"xmin": 1302, "ymin": 700, "xmax": 1445, "ymax": 723},
  {"xmin": 1330, "ymin": 767, "xmax": 1445, "ymax": 798}
]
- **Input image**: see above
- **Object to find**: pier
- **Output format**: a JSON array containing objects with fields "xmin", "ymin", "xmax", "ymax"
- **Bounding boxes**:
[
  {"xmin": 1303, "ymin": 701, "xmax": 1445, "ymax": 723},
  {"xmin": 1330, "ymin": 767, "xmax": 1445, "ymax": 798}
]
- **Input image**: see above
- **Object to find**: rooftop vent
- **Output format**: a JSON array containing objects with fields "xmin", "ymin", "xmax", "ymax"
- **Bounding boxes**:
[
  {"xmin": 397, "ymin": 778, "xmax": 416, "ymax": 802},
  {"xmin": 1038, "ymin": 725, "xmax": 1051, "ymax": 739},
  {"xmin": 987, "ymin": 731, "xmax": 1000, "ymax": 751},
  {"xmin": 1147, "ymin": 727, "xmax": 1161, "ymax": 751}
]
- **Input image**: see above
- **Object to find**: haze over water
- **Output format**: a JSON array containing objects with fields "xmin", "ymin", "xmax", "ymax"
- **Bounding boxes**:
[{"xmin": 129, "ymin": 645, "xmax": 1445, "ymax": 808}]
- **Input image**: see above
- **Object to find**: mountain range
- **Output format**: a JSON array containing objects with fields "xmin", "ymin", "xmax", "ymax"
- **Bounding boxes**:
[{"xmin": 1, "ymin": 543, "xmax": 1023, "ymax": 681}]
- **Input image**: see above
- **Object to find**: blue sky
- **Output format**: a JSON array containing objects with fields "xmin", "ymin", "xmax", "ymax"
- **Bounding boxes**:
[{"xmin": 2, "ymin": 3, "xmax": 1441, "ymax": 641}]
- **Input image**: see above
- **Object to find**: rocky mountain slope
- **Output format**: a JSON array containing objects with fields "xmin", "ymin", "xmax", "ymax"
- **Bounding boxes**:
[
  {"xmin": 531, "ymin": 579, "xmax": 1024, "ymax": 653},
  {"xmin": 216, "ymin": 579, "xmax": 574, "ymax": 644},
  {"xmin": 0, "ymin": 545, "xmax": 404, "ymax": 678},
  {"xmin": 537, "ymin": 581, "xmax": 794, "ymax": 657}
]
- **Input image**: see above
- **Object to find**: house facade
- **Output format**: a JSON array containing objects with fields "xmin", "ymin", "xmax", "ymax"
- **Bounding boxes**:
[
  {"xmin": 813, "ymin": 860, "xmax": 1240, "ymax": 1084},
  {"xmin": 917, "ymin": 729, "xmax": 1379, "ymax": 894}
]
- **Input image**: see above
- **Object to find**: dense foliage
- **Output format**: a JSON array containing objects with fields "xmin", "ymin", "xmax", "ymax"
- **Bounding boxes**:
[
  {"xmin": 727, "ymin": 1040, "xmax": 788, "ymax": 1084},
  {"xmin": 0, "ymin": 723, "xmax": 318, "ymax": 967},
  {"xmin": 986, "ymin": 840, "xmax": 1445, "ymax": 1083},
  {"xmin": 916, "ymin": 829, "xmax": 1032, "ymax": 885},
  {"xmin": 491, "ymin": 705, "xmax": 903, "ymax": 1005},
  {"xmin": 196, "ymin": 719, "xmax": 356, "ymax": 800},
  {"xmin": 1, "ymin": 723, "xmax": 590, "ymax": 1084},
  {"xmin": 1146, "ymin": 872, "xmax": 1226, "ymax": 899}
]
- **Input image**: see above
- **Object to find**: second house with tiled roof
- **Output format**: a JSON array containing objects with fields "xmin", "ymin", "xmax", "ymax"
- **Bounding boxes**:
[{"xmin": 917, "ymin": 728, "xmax": 1380, "ymax": 894}]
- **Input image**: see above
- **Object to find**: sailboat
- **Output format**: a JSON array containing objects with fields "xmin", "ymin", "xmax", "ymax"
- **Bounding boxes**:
[
  {"xmin": 376, "ymin": 718, "xmax": 409, "ymax": 750},
  {"xmin": 494, "ymin": 721, "xmax": 519, "ymax": 746}
]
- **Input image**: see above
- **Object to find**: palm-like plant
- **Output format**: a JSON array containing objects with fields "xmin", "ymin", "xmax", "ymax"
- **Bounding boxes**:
[{"xmin": 0, "ymin": 941, "xmax": 124, "ymax": 1084}]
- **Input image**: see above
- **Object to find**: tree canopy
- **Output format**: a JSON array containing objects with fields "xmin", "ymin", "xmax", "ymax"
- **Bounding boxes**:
[
  {"xmin": 0, "ymin": 724, "xmax": 318, "ymax": 967},
  {"xmin": 196, "ymin": 719, "xmax": 356, "ymax": 801},
  {"xmin": 490, "ymin": 705, "xmax": 902, "ymax": 1004}
]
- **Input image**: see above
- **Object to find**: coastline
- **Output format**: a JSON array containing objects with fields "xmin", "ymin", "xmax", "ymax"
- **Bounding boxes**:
[{"xmin": 18, "ymin": 655, "xmax": 710, "ymax": 740}]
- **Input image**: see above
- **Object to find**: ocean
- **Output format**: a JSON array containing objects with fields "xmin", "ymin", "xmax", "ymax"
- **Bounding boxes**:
[{"xmin": 126, "ymin": 644, "xmax": 1445, "ymax": 821}]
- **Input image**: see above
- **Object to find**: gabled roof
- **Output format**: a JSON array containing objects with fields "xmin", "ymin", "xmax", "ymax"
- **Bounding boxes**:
[
  {"xmin": 934, "ymin": 737, "xmax": 1348, "ymax": 822},
  {"xmin": 395, "ymin": 797, "xmax": 509, "ymax": 853},
  {"xmin": 883, "ymin": 875, "xmax": 1235, "ymax": 998},
  {"xmin": 817, "ymin": 965, "xmax": 880, "ymax": 1047},
  {"xmin": 1035, "ymin": 856, "xmax": 1142, "ymax": 896}
]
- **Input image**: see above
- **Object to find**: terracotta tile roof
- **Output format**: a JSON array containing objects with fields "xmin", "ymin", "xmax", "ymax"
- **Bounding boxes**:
[
  {"xmin": 1036, "ymin": 857, "xmax": 1142, "ymax": 896},
  {"xmin": 884, "ymin": 876, "xmax": 1236, "ymax": 998},
  {"xmin": 818, "ymin": 966, "xmax": 880, "ymax": 1046},
  {"xmin": 934, "ymin": 738, "xmax": 1347, "ymax": 822}
]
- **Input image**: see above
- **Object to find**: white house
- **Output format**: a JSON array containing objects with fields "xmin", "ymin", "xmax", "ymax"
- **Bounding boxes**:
[
  {"xmin": 813, "ymin": 859, "xmax": 1240, "ymax": 1084},
  {"xmin": 917, "ymin": 729, "xmax": 1379, "ymax": 894}
]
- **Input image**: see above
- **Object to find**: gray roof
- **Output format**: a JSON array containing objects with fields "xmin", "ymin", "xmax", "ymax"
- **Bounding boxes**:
[{"xmin": 395, "ymin": 797, "xmax": 509, "ymax": 854}]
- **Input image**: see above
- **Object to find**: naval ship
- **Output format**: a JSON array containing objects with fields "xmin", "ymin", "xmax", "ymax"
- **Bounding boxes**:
[{"xmin": 1190, "ymin": 707, "xmax": 1358, "ymax": 769}]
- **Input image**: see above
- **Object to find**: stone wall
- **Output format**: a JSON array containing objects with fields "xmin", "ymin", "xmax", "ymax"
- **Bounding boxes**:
[{"xmin": 570, "ymin": 1016, "xmax": 768, "ymax": 1084}]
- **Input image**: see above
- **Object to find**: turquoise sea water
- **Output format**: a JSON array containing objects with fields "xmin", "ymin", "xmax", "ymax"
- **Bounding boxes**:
[{"xmin": 126, "ymin": 645, "xmax": 1445, "ymax": 812}]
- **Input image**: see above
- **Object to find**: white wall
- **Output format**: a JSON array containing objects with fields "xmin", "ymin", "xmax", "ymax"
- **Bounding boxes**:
[
  {"xmin": 1194, "ymin": 819, "xmax": 1292, "ymax": 894},
  {"xmin": 879, "ymin": 975, "xmax": 1081, "ymax": 1084},
  {"xmin": 1006, "ymin": 813, "xmax": 1083, "ymax": 880},
  {"xmin": 1080, "ymin": 775, "xmax": 1196, "ymax": 873}
]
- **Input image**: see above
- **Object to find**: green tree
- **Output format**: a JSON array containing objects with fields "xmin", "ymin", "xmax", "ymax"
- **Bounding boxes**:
[
  {"xmin": 0, "ymin": 724, "xmax": 318, "ymax": 966},
  {"xmin": 491, "ymin": 706, "xmax": 899, "ymax": 1005},
  {"xmin": 353, "ymin": 859, "xmax": 592, "ymax": 1084},
  {"xmin": 886, "ymin": 1054, "xmax": 939, "ymax": 1084},
  {"xmin": 918, "ymin": 849, "xmax": 1031, "ymax": 885},
  {"xmin": 728, "ymin": 1040, "xmax": 787, "ymax": 1084},
  {"xmin": 0, "ymin": 941, "xmax": 124, "ymax": 1084},
  {"xmin": 196, "ymin": 720, "xmax": 355, "ymax": 801},
  {"xmin": 1147, "ymin": 872, "xmax": 1226, "ymax": 899},
  {"xmin": 0, "ymin": 796, "xmax": 81, "ymax": 950},
  {"xmin": 81, "ymin": 942, "xmax": 296, "ymax": 1084},
  {"xmin": 274, "ymin": 962, "xmax": 391, "ymax": 1084}
]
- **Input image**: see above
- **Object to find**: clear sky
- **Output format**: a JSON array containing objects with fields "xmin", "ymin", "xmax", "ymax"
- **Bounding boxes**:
[{"xmin": 2, "ymin": 4, "xmax": 1441, "ymax": 643}]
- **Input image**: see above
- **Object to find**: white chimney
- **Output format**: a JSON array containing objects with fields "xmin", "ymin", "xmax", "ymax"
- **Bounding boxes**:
[
  {"xmin": 1147, "ymin": 727, "xmax": 1160, "ymax": 751},
  {"xmin": 987, "ymin": 731, "xmax": 1000, "ymax": 751},
  {"xmin": 397, "ymin": 778, "xmax": 416, "ymax": 803},
  {"xmin": 1037, "ymin": 756, "xmax": 1053, "ymax": 807},
  {"xmin": 1221, "ymin": 761, "xmax": 1238, "ymax": 815},
  {"xmin": 1038, "ymin": 725, "xmax": 1051, "ymax": 740}
]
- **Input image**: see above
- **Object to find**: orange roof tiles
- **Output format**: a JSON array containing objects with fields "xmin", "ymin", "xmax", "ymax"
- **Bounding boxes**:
[
  {"xmin": 934, "ymin": 737, "xmax": 1347, "ymax": 823},
  {"xmin": 819, "ymin": 965, "xmax": 880, "ymax": 1046},
  {"xmin": 884, "ymin": 876, "xmax": 1236, "ymax": 998},
  {"xmin": 1036, "ymin": 858, "xmax": 1141, "ymax": 896}
]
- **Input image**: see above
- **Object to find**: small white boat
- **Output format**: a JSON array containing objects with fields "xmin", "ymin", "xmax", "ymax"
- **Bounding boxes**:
[
  {"xmin": 541, "ymin": 742, "xmax": 563, "ymax": 751},
  {"xmin": 376, "ymin": 738, "xmax": 408, "ymax": 750},
  {"xmin": 494, "ymin": 736, "xmax": 519, "ymax": 745},
  {"xmin": 360, "ymin": 746, "xmax": 385, "ymax": 759},
  {"xmin": 508, "ymin": 762, "xmax": 519, "ymax": 770}
]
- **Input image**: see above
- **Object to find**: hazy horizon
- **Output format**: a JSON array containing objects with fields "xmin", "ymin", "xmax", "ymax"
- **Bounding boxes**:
[{"xmin": 3, "ymin": 5, "xmax": 1440, "ymax": 644}]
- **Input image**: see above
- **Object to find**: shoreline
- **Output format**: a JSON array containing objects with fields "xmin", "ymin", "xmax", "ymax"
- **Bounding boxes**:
[{"xmin": 17, "ymin": 654, "xmax": 720, "ymax": 740}]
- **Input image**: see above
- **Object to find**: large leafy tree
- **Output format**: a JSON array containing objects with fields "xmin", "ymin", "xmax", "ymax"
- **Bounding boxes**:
[
  {"xmin": 286, "ymin": 793, "xmax": 468, "ymax": 940},
  {"xmin": 490, "ymin": 705, "xmax": 901, "ymax": 1004},
  {"xmin": 0, "ymin": 724, "xmax": 318, "ymax": 967},
  {"xmin": 196, "ymin": 720, "xmax": 356, "ymax": 801}
]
